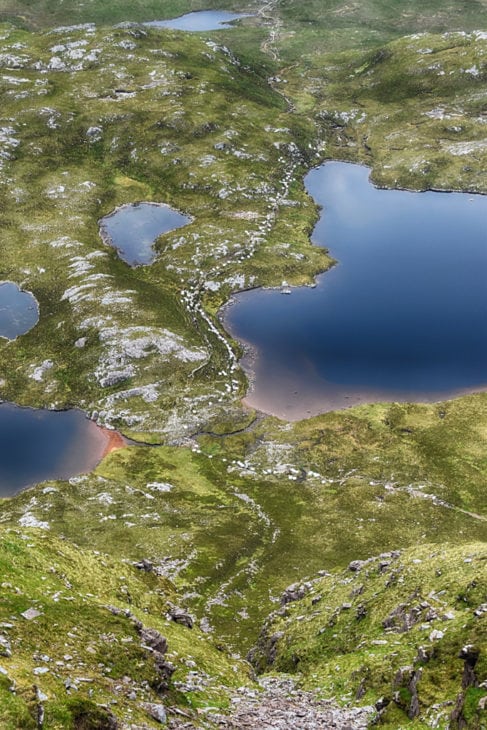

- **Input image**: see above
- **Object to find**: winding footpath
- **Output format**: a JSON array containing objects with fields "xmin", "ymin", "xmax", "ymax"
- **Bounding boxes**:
[{"xmin": 258, "ymin": 0, "xmax": 282, "ymax": 61}]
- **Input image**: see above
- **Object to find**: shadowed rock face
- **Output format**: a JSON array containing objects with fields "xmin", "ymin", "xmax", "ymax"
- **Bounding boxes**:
[
  {"xmin": 450, "ymin": 645, "xmax": 482, "ymax": 729},
  {"xmin": 460, "ymin": 645, "xmax": 480, "ymax": 689}
]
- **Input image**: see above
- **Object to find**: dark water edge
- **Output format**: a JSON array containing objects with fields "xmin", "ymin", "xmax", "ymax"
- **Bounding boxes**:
[
  {"xmin": 224, "ymin": 162, "xmax": 487, "ymax": 420},
  {"xmin": 0, "ymin": 403, "xmax": 125, "ymax": 497},
  {"xmin": 145, "ymin": 11, "xmax": 251, "ymax": 32},
  {"xmin": 0, "ymin": 282, "xmax": 39, "ymax": 340},
  {"xmin": 99, "ymin": 202, "xmax": 191, "ymax": 266}
]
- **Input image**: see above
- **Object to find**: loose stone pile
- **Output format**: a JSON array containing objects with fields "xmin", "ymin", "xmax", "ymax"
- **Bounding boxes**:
[{"xmin": 207, "ymin": 678, "xmax": 374, "ymax": 730}]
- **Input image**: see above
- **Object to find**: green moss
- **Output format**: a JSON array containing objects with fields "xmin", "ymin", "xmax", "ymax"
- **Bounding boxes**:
[{"xmin": 462, "ymin": 687, "xmax": 487, "ymax": 727}]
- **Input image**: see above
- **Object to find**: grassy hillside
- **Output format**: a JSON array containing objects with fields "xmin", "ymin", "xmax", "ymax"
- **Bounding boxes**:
[
  {"xmin": 276, "ymin": 0, "xmax": 487, "ymax": 58},
  {"xmin": 0, "ymin": 527, "xmax": 252, "ymax": 728},
  {"xmin": 0, "ymin": 1, "xmax": 485, "ymax": 727},
  {"xmin": 284, "ymin": 30, "xmax": 487, "ymax": 191},
  {"xmin": 2, "ymin": 395, "xmax": 486, "ymax": 655},
  {"xmin": 249, "ymin": 542, "xmax": 487, "ymax": 729}
]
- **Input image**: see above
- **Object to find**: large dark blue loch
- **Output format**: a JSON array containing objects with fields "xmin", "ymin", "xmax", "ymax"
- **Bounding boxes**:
[
  {"xmin": 0, "ymin": 282, "xmax": 39, "ymax": 340},
  {"xmin": 0, "ymin": 404, "xmax": 125, "ymax": 497},
  {"xmin": 145, "ymin": 11, "xmax": 250, "ymax": 32},
  {"xmin": 224, "ymin": 162, "xmax": 487, "ymax": 420},
  {"xmin": 99, "ymin": 202, "xmax": 190, "ymax": 266}
]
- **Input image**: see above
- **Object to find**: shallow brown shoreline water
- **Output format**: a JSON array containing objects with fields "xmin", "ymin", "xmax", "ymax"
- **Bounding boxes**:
[{"xmin": 99, "ymin": 426, "xmax": 127, "ymax": 458}]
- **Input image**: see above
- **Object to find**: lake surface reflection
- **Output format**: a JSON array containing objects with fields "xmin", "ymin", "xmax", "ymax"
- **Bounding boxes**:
[
  {"xmin": 0, "ymin": 404, "xmax": 125, "ymax": 496},
  {"xmin": 0, "ymin": 282, "xmax": 39, "ymax": 340},
  {"xmin": 99, "ymin": 202, "xmax": 190, "ymax": 266},
  {"xmin": 224, "ymin": 162, "xmax": 487, "ymax": 419},
  {"xmin": 145, "ymin": 11, "xmax": 250, "ymax": 32}
]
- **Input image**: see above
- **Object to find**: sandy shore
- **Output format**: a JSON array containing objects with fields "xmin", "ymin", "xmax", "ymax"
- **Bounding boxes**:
[
  {"xmin": 242, "ymin": 383, "xmax": 487, "ymax": 422},
  {"xmin": 100, "ymin": 427, "xmax": 127, "ymax": 457}
]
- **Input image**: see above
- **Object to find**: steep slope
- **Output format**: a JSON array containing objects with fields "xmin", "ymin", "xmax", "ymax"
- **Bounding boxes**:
[
  {"xmin": 0, "ymin": 526, "xmax": 252, "ymax": 728},
  {"xmin": 250, "ymin": 543, "xmax": 487, "ymax": 729},
  {"xmin": 2, "ymin": 395, "xmax": 486, "ymax": 653}
]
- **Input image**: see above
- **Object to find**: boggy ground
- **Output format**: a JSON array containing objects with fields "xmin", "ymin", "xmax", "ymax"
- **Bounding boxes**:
[{"xmin": 0, "ymin": 1, "xmax": 486, "ymax": 727}]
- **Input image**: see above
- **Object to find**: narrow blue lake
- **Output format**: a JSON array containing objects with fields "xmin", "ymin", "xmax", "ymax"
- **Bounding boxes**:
[
  {"xmin": 0, "ymin": 282, "xmax": 39, "ymax": 340},
  {"xmin": 99, "ymin": 202, "xmax": 190, "ymax": 266},
  {"xmin": 0, "ymin": 404, "xmax": 125, "ymax": 497},
  {"xmin": 224, "ymin": 162, "xmax": 487, "ymax": 419},
  {"xmin": 145, "ymin": 11, "xmax": 250, "ymax": 32}
]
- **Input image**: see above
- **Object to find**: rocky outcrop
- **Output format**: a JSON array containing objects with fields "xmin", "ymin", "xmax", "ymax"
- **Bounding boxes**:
[
  {"xmin": 381, "ymin": 591, "xmax": 444, "ymax": 633},
  {"xmin": 0, "ymin": 636, "xmax": 11, "ymax": 658},
  {"xmin": 167, "ymin": 606, "xmax": 194, "ymax": 629},
  {"xmin": 450, "ymin": 645, "xmax": 482, "ymax": 729},
  {"xmin": 105, "ymin": 605, "xmax": 175, "ymax": 693},
  {"xmin": 280, "ymin": 581, "xmax": 312, "ymax": 606},
  {"xmin": 140, "ymin": 627, "xmax": 168, "ymax": 656},
  {"xmin": 393, "ymin": 665, "xmax": 422, "ymax": 719},
  {"xmin": 135, "ymin": 623, "xmax": 174, "ymax": 693},
  {"xmin": 141, "ymin": 702, "xmax": 167, "ymax": 724}
]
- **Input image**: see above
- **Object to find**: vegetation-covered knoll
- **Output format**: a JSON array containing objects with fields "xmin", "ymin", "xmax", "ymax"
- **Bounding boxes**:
[
  {"xmin": 250, "ymin": 543, "xmax": 487, "ymax": 729},
  {"xmin": 283, "ymin": 30, "xmax": 487, "ymax": 192},
  {"xmin": 0, "ymin": 527, "xmax": 252, "ymax": 728}
]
